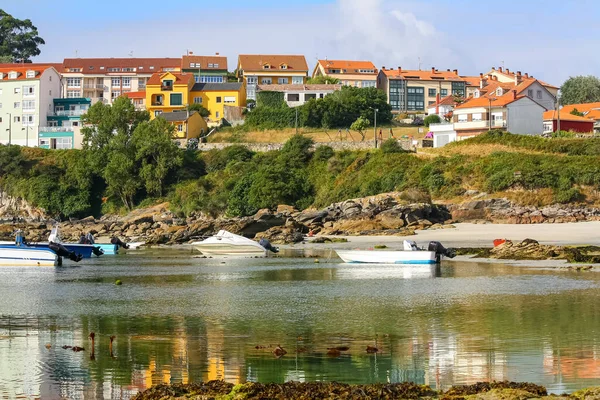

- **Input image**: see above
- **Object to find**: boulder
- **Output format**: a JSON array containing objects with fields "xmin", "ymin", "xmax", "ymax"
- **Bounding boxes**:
[{"xmin": 255, "ymin": 227, "xmax": 304, "ymax": 244}]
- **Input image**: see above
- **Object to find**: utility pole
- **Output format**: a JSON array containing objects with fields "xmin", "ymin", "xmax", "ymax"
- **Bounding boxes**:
[
  {"xmin": 557, "ymin": 94, "xmax": 561, "ymax": 133},
  {"xmin": 488, "ymin": 98, "xmax": 496, "ymax": 130},
  {"xmin": 373, "ymin": 108, "xmax": 378, "ymax": 148}
]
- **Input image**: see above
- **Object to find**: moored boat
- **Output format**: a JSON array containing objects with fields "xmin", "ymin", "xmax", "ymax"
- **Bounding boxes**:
[
  {"xmin": 0, "ymin": 245, "xmax": 58, "ymax": 267},
  {"xmin": 192, "ymin": 230, "xmax": 279, "ymax": 257},
  {"xmin": 335, "ymin": 241, "xmax": 456, "ymax": 265}
]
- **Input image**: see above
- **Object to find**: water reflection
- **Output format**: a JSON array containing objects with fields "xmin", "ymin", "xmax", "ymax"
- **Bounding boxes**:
[{"xmin": 0, "ymin": 250, "xmax": 599, "ymax": 399}]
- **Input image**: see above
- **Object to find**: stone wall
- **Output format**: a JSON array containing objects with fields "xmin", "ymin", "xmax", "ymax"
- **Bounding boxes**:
[{"xmin": 197, "ymin": 139, "xmax": 414, "ymax": 153}]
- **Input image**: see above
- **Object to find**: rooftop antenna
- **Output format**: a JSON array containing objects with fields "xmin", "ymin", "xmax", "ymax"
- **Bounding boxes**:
[
  {"xmin": 128, "ymin": 51, "xmax": 134, "ymax": 57},
  {"xmin": 502, "ymin": 60, "xmax": 505, "ymax": 69},
  {"xmin": 418, "ymin": 57, "xmax": 421, "ymax": 71},
  {"xmin": 75, "ymin": 50, "xmax": 78, "ymax": 58}
]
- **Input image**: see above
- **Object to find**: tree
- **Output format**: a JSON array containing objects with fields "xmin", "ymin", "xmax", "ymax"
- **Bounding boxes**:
[
  {"xmin": 570, "ymin": 108, "xmax": 585, "ymax": 117},
  {"xmin": 307, "ymin": 75, "xmax": 340, "ymax": 84},
  {"xmin": 350, "ymin": 117, "xmax": 370, "ymax": 141},
  {"xmin": 188, "ymin": 103, "xmax": 210, "ymax": 118},
  {"xmin": 560, "ymin": 76, "xmax": 600, "ymax": 105},
  {"xmin": 424, "ymin": 114, "xmax": 442, "ymax": 127},
  {"xmin": 0, "ymin": 10, "xmax": 45, "ymax": 62},
  {"xmin": 132, "ymin": 118, "xmax": 183, "ymax": 197}
]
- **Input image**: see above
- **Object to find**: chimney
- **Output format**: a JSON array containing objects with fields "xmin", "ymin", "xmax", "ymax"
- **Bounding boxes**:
[
  {"xmin": 513, "ymin": 90, "xmax": 517, "ymax": 100},
  {"xmin": 524, "ymin": 72, "xmax": 529, "ymax": 79},
  {"xmin": 431, "ymin": 67, "xmax": 435, "ymax": 73},
  {"xmin": 453, "ymin": 69, "xmax": 458, "ymax": 75},
  {"xmin": 382, "ymin": 66, "xmax": 386, "ymax": 70},
  {"xmin": 398, "ymin": 66, "xmax": 401, "ymax": 72},
  {"xmin": 506, "ymin": 68, "xmax": 510, "ymax": 74},
  {"xmin": 517, "ymin": 71, "xmax": 522, "ymax": 77},
  {"xmin": 492, "ymin": 67, "xmax": 496, "ymax": 71},
  {"xmin": 499, "ymin": 67, "xmax": 503, "ymax": 73},
  {"xmin": 447, "ymin": 69, "xmax": 450, "ymax": 72},
  {"xmin": 215, "ymin": 52, "xmax": 220, "ymax": 55}
]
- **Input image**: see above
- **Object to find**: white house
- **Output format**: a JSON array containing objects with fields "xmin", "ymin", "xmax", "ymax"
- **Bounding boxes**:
[
  {"xmin": 429, "ymin": 122, "xmax": 457, "ymax": 148},
  {"xmin": 0, "ymin": 65, "xmax": 61, "ymax": 147},
  {"xmin": 427, "ymin": 95, "xmax": 457, "ymax": 117},
  {"xmin": 256, "ymin": 84, "xmax": 342, "ymax": 107}
]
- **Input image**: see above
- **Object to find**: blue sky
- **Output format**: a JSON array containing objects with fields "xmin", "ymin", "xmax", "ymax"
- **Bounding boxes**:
[{"xmin": 3, "ymin": 0, "xmax": 598, "ymax": 85}]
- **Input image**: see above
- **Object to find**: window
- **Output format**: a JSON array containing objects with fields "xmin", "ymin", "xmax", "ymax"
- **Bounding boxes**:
[
  {"xmin": 26, "ymin": 70, "xmax": 35, "ymax": 78},
  {"xmin": 69, "ymin": 68, "xmax": 81, "ymax": 72},
  {"xmin": 281, "ymin": 64, "xmax": 287, "ymax": 70},
  {"xmin": 122, "ymin": 77, "xmax": 131, "ymax": 88},
  {"xmin": 23, "ymin": 115, "xmax": 35, "ymax": 126},
  {"xmin": 216, "ymin": 111, "xmax": 220, "ymax": 119},
  {"xmin": 47, "ymin": 121, "xmax": 58, "ymax": 127},
  {"xmin": 49, "ymin": 75, "xmax": 52, "ymax": 82},
  {"xmin": 472, "ymin": 113, "xmax": 482, "ymax": 121},
  {"xmin": 49, "ymin": 90, "xmax": 52, "ymax": 96},
  {"xmin": 496, "ymin": 88, "xmax": 503, "ymax": 96},
  {"xmin": 287, "ymin": 94, "xmax": 300, "ymax": 102},
  {"xmin": 14, "ymin": 102, "xmax": 20, "ymax": 109},
  {"xmin": 108, "ymin": 68, "xmax": 120, "ymax": 72},
  {"xmin": 111, "ymin": 91, "xmax": 121, "ymax": 99},
  {"xmin": 261, "ymin": 78, "xmax": 272, "ymax": 84},
  {"xmin": 14, "ymin": 87, "xmax": 21, "ymax": 94},
  {"xmin": 292, "ymin": 76, "xmax": 304, "ymax": 85},
  {"xmin": 537, "ymin": 90, "xmax": 542, "ymax": 99},
  {"xmin": 154, "ymin": 110, "xmax": 163, "ymax": 117},
  {"xmin": 22, "ymin": 100, "xmax": 35, "ymax": 110},
  {"xmin": 0, "ymin": 117, "xmax": 2, "ymax": 123},
  {"xmin": 224, "ymin": 96, "xmax": 236, "ymax": 103},
  {"xmin": 278, "ymin": 78, "xmax": 289, "ymax": 84},
  {"xmin": 213, "ymin": 63, "xmax": 219, "ymax": 68},
  {"xmin": 23, "ymin": 85, "xmax": 35, "ymax": 95},
  {"xmin": 474, "ymin": 90, "xmax": 480, "ymax": 98},
  {"xmin": 452, "ymin": 81, "xmax": 466, "ymax": 97},
  {"xmin": 263, "ymin": 64, "xmax": 270, "ymax": 69},
  {"xmin": 170, "ymin": 93, "xmax": 183, "ymax": 106},
  {"xmin": 67, "ymin": 78, "xmax": 81, "ymax": 87},
  {"xmin": 189, "ymin": 63, "xmax": 196, "ymax": 68},
  {"xmin": 111, "ymin": 77, "xmax": 120, "ymax": 87},
  {"xmin": 8, "ymin": 72, "xmax": 17, "ymax": 79},
  {"xmin": 428, "ymin": 88, "xmax": 436, "ymax": 97},
  {"xmin": 0, "ymin": 103, "xmax": 2, "ymax": 109},
  {"xmin": 441, "ymin": 89, "xmax": 448, "ymax": 96},
  {"xmin": 55, "ymin": 137, "xmax": 72, "ymax": 149},
  {"xmin": 193, "ymin": 97, "xmax": 202, "ymax": 104},
  {"xmin": 177, "ymin": 124, "xmax": 183, "ymax": 132},
  {"xmin": 527, "ymin": 89, "xmax": 533, "ymax": 97},
  {"xmin": 198, "ymin": 76, "xmax": 224, "ymax": 83},
  {"xmin": 122, "ymin": 68, "xmax": 135, "ymax": 72},
  {"xmin": 216, "ymin": 96, "xmax": 222, "ymax": 103},
  {"xmin": 361, "ymin": 81, "xmax": 376, "ymax": 88},
  {"xmin": 100, "ymin": 66, "xmax": 105, "ymax": 70},
  {"xmin": 359, "ymin": 69, "xmax": 375, "ymax": 73},
  {"xmin": 389, "ymin": 80, "xmax": 406, "ymax": 111},
  {"xmin": 208, "ymin": 63, "xmax": 213, "ymax": 68},
  {"xmin": 458, "ymin": 114, "xmax": 468, "ymax": 122},
  {"xmin": 14, "ymin": 116, "xmax": 20, "ymax": 123},
  {"xmin": 247, "ymin": 76, "xmax": 258, "ymax": 85},
  {"xmin": 138, "ymin": 78, "xmax": 146, "ymax": 88},
  {"xmin": 67, "ymin": 90, "xmax": 80, "ymax": 98},
  {"xmin": 162, "ymin": 79, "xmax": 173, "ymax": 89},
  {"xmin": 406, "ymin": 87, "xmax": 425, "ymax": 111},
  {"xmin": 149, "ymin": 66, "xmax": 155, "ymax": 70}
]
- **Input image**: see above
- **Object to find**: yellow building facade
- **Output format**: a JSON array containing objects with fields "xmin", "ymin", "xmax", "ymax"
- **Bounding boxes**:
[
  {"xmin": 146, "ymin": 72, "xmax": 195, "ymax": 118},
  {"xmin": 190, "ymin": 82, "xmax": 246, "ymax": 123}
]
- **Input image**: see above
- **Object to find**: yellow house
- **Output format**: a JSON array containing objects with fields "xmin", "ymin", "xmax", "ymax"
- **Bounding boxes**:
[
  {"xmin": 159, "ymin": 110, "xmax": 208, "ymax": 141},
  {"xmin": 146, "ymin": 72, "xmax": 195, "ymax": 118},
  {"xmin": 190, "ymin": 82, "xmax": 246, "ymax": 123},
  {"xmin": 237, "ymin": 54, "xmax": 308, "ymax": 101}
]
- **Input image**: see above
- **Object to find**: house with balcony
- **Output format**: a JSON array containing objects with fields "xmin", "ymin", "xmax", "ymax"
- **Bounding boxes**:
[
  {"xmin": 145, "ymin": 72, "xmax": 195, "ymax": 118},
  {"xmin": 158, "ymin": 110, "xmax": 208, "ymax": 145},
  {"xmin": 124, "ymin": 91, "xmax": 146, "ymax": 110},
  {"xmin": 39, "ymin": 97, "xmax": 91, "ymax": 149},
  {"xmin": 377, "ymin": 67, "xmax": 467, "ymax": 113},
  {"xmin": 312, "ymin": 60, "xmax": 377, "ymax": 87},
  {"xmin": 190, "ymin": 82, "xmax": 246, "ymax": 124},
  {"xmin": 452, "ymin": 91, "xmax": 546, "ymax": 139},
  {"xmin": 60, "ymin": 58, "xmax": 181, "ymax": 105},
  {"xmin": 0, "ymin": 65, "xmax": 61, "ymax": 147},
  {"xmin": 237, "ymin": 55, "xmax": 309, "ymax": 101},
  {"xmin": 181, "ymin": 53, "xmax": 228, "ymax": 83},
  {"xmin": 256, "ymin": 84, "xmax": 342, "ymax": 107}
]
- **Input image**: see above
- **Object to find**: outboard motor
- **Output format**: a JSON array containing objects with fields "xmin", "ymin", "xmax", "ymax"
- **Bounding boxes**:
[
  {"xmin": 49, "ymin": 242, "xmax": 83, "ymax": 263},
  {"xmin": 259, "ymin": 238, "xmax": 279, "ymax": 254},
  {"xmin": 111, "ymin": 237, "xmax": 129, "ymax": 249},
  {"xmin": 85, "ymin": 232, "xmax": 96, "ymax": 245},
  {"xmin": 92, "ymin": 246, "xmax": 104, "ymax": 257},
  {"xmin": 428, "ymin": 241, "xmax": 456, "ymax": 263}
]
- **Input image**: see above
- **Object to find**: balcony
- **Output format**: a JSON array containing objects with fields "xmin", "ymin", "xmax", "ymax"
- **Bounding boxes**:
[
  {"xmin": 40, "ymin": 126, "xmax": 75, "ymax": 133},
  {"xmin": 83, "ymin": 83, "xmax": 106, "ymax": 90},
  {"xmin": 49, "ymin": 110, "xmax": 88, "ymax": 117},
  {"xmin": 161, "ymin": 84, "xmax": 173, "ymax": 91},
  {"xmin": 138, "ymin": 84, "xmax": 146, "ymax": 90},
  {"xmin": 152, "ymin": 101, "xmax": 163, "ymax": 106}
]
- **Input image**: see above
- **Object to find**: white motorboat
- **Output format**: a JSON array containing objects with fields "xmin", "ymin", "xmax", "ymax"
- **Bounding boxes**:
[
  {"xmin": 335, "ymin": 240, "xmax": 455, "ymax": 265},
  {"xmin": 0, "ymin": 245, "xmax": 58, "ymax": 267},
  {"xmin": 192, "ymin": 230, "xmax": 278, "ymax": 257}
]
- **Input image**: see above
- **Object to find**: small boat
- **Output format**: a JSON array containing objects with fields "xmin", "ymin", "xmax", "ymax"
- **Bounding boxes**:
[
  {"xmin": 192, "ymin": 230, "xmax": 279, "ymax": 257},
  {"xmin": 335, "ymin": 241, "xmax": 455, "ymax": 265},
  {"xmin": 96, "ymin": 243, "xmax": 120, "ymax": 255},
  {"xmin": 126, "ymin": 242, "xmax": 145, "ymax": 250},
  {"xmin": 0, "ymin": 245, "xmax": 58, "ymax": 267}
]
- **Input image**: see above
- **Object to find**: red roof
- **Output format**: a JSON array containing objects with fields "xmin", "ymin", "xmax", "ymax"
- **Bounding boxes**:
[
  {"xmin": 146, "ymin": 72, "xmax": 195, "ymax": 86},
  {"xmin": 124, "ymin": 91, "xmax": 146, "ymax": 99},
  {"xmin": 0, "ymin": 65, "xmax": 55, "ymax": 81},
  {"xmin": 434, "ymin": 95, "xmax": 460, "ymax": 106},
  {"xmin": 62, "ymin": 58, "xmax": 181, "ymax": 74},
  {"xmin": 543, "ymin": 110, "xmax": 594, "ymax": 123},
  {"xmin": 455, "ymin": 94, "xmax": 528, "ymax": 109},
  {"xmin": 318, "ymin": 60, "xmax": 377, "ymax": 74}
]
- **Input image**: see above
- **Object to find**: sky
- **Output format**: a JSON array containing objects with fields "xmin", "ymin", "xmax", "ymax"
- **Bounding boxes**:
[{"xmin": 3, "ymin": 0, "xmax": 599, "ymax": 85}]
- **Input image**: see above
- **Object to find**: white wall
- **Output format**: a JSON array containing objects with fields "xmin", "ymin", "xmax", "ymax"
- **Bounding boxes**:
[
  {"xmin": 523, "ymin": 81, "xmax": 555, "ymax": 111},
  {"xmin": 507, "ymin": 97, "xmax": 544, "ymax": 135}
]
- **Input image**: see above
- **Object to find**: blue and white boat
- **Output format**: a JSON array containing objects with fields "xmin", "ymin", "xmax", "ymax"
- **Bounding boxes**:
[
  {"xmin": 0, "ymin": 232, "xmax": 58, "ymax": 267},
  {"xmin": 335, "ymin": 241, "xmax": 455, "ymax": 265},
  {"xmin": 96, "ymin": 243, "xmax": 119, "ymax": 255}
]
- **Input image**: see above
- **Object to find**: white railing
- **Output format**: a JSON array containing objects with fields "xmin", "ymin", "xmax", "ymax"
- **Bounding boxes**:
[
  {"xmin": 39, "ymin": 126, "xmax": 74, "ymax": 132},
  {"xmin": 83, "ymin": 84, "xmax": 105, "ymax": 90},
  {"xmin": 49, "ymin": 110, "xmax": 87, "ymax": 117}
]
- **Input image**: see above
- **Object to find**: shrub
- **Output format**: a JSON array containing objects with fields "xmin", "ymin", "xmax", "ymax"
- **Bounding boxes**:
[
  {"xmin": 424, "ymin": 114, "xmax": 442, "ymax": 127},
  {"xmin": 380, "ymin": 139, "xmax": 406, "ymax": 154}
]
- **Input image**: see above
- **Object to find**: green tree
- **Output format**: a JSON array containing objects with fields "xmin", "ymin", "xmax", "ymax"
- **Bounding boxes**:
[
  {"xmin": 560, "ymin": 76, "xmax": 600, "ymax": 105},
  {"xmin": 132, "ymin": 118, "xmax": 183, "ymax": 197},
  {"xmin": 350, "ymin": 117, "xmax": 370, "ymax": 141},
  {"xmin": 0, "ymin": 9, "xmax": 45, "ymax": 62},
  {"xmin": 570, "ymin": 108, "xmax": 585, "ymax": 117},
  {"xmin": 424, "ymin": 114, "xmax": 442, "ymax": 127},
  {"xmin": 188, "ymin": 103, "xmax": 210, "ymax": 118},
  {"xmin": 307, "ymin": 75, "xmax": 341, "ymax": 84}
]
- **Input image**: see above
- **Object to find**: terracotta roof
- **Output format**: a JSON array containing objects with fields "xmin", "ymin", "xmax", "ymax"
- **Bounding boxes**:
[
  {"xmin": 455, "ymin": 94, "xmax": 529, "ymax": 109},
  {"xmin": 488, "ymin": 68, "xmax": 559, "ymax": 89},
  {"xmin": 238, "ymin": 55, "xmax": 308, "ymax": 72},
  {"xmin": 585, "ymin": 109, "xmax": 600, "ymax": 120},
  {"xmin": 146, "ymin": 72, "xmax": 195, "ymax": 86},
  {"xmin": 123, "ymin": 91, "xmax": 145, "ymax": 99},
  {"xmin": 382, "ymin": 68, "xmax": 464, "ymax": 81},
  {"xmin": 182, "ymin": 55, "xmax": 228, "ymax": 71},
  {"xmin": 0, "ymin": 65, "xmax": 55, "ymax": 81},
  {"xmin": 461, "ymin": 76, "xmax": 483, "ymax": 86},
  {"xmin": 257, "ymin": 84, "xmax": 342, "ymax": 91},
  {"xmin": 317, "ymin": 60, "xmax": 377, "ymax": 74},
  {"xmin": 543, "ymin": 110, "xmax": 594, "ymax": 123},
  {"xmin": 560, "ymin": 102, "xmax": 600, "ymax": 114},
  {"xmin": 62, "ymin": 58, "xmax": 181, "ymax": 74},
  {"xmin": 433, "ymin": 95, "xmax": 460, "ymax": 107},
  {"xmin": 0, "ymin": 62, "xmax": 63, "ymax": 70},
  {"xmin": 192, "ymin": 82, "xmax": 243, "ymax": 92}
]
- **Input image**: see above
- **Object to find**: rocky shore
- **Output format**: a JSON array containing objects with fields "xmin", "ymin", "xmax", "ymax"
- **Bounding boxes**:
[{"xmin": 131, "ymin": 380, "xmax": 599, "ymax": 400}]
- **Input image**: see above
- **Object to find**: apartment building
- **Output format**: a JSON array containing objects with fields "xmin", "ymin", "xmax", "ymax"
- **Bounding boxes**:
[
  {"xmin": 60, "ymin": 58, "xmax": 181, "ymax": 104},
  {"xmin": 237, "ymin": 55, "xmax": 309, "ymax": 101},
  {"xmin": 312, "ymin": 60, "xmax": 377, "ymax": 87},
  {"xmin": 181, "ymin": 53, "xmax": 228, "ymax": 83},
  {"xmin": 377, "ymin": 67, "xmax": 467, "ymax": 112},
  {"xmin": 39, "ymin": 97, "xmax": 90, "ymax": 149},
  {"xmin": 0, "ymin": 65, "xmax": 61, "ymax": 146}
]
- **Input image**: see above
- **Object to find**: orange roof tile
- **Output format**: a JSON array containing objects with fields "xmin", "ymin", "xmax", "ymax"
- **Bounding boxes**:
[
  {"xmin": 0, "ymin": 65, "xmax": 55, "ymax": 81},
  {"xmin": 382, "ymin": 68, "xmax": 464, "ymax": 82},
  {"xmin": 461, "ymin": 76, "xmax": 483, "ymax": 86},
  {"xmin": 585, "ymin": 109, "xmax": 600, "ymax": 120},
  {"xmin": 543, "ymin": 110, "xmax": 595, "ymax": 123},
  {"xmin": 257, "ymin": 84, "xmax": 342, "ymax": 91},
  {"xmin": 318, "ymin": 60, "xmax": 377, "ymax": 74},
  {"xmin": 434, "ymin": 95, "xmax": 460, "ymax": 106},
  {"xmin": 560, "ymin": 102, "xmax": 600, "ymax": 114},
  {"xmin": 182, "ymin": 55, "xmax": 228, "ymax": 71},
  {"xmin": 62, "ymin": 58, "xmax": 181, "ymax": 75},
  {"xmin": 0, "ymin": 62, "xmax": 63, "ymax": 70},
  {"xmin": 124, "ymin": 91, "xmax": 146, "ymax": 99},
  {"xmin": 146, "ymin": 72, "xmax": 195, "ymax": 86},
  {"xmin": 455, "ymin": 94, "xmax": 528, "ymax": 109},
  {"xmin": 238, "ymin": 55, "xmax": 308, "ymax": 72}
]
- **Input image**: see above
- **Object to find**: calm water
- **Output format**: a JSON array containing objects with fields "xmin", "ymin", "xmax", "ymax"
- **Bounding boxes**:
[{"xmin": 1, "ymin": 247, "xmax": 600, "ymax": 399}]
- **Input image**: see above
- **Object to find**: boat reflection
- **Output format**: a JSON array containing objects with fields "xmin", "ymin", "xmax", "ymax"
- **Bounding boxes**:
[{"xmin": 334, "ymin": 264, "xmax": 441, "ymax": 280}]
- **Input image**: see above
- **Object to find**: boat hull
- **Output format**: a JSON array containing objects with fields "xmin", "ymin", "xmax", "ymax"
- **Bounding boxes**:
[
  {"xmin": 335, "ymin": 250, "xmax": 438, "ymax": 264},
  {"xmin": 0, "ymin": 242, "xmax": 96, "ymax": 258},
  {"xmin": 96, "ymin": 244, "xmax": 119, "ymax": 255},
  {"xmin": 194, "ymin": 244, "xmax": 267, "ymax": 257},
  {"xmin": 0, "ymin": 246, "xmax": 58, "ymax": 267}
]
